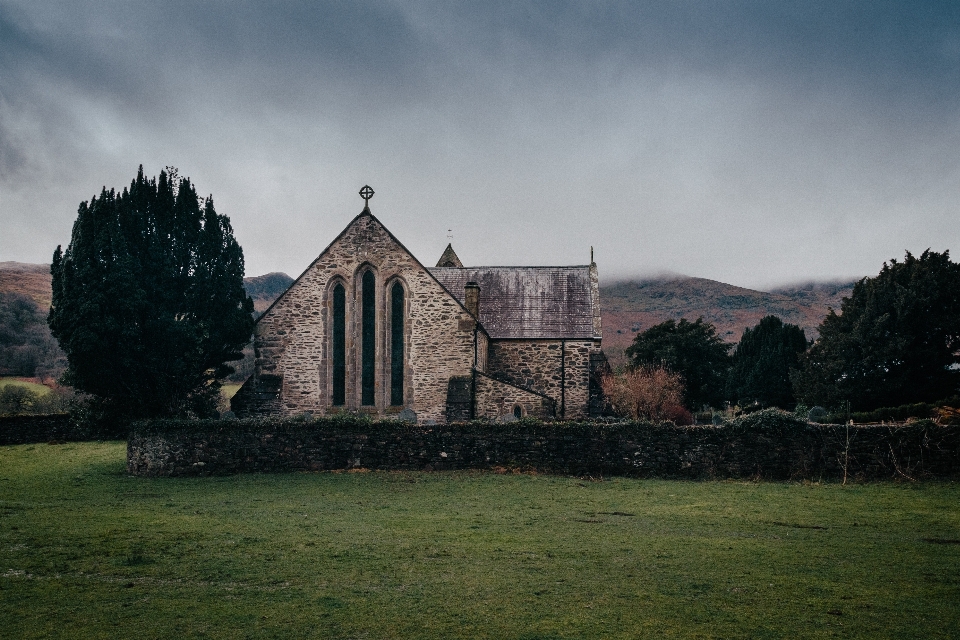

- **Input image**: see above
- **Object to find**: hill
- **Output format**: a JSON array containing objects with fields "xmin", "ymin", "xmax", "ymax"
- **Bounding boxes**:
[
  {"xmin": 0, "ymin": 262, "xmax": 53, "ymax": 308},
  {"xmin": 0, "ymin": 263, "xmax": 854, "ymax": 371},
  {"xmin": 244, "ymin": 272, "xmax": 294, "ymax": 313},
  {"xmin": 601, "ymin": 276, "xmax": 856, "ymax": 366}
]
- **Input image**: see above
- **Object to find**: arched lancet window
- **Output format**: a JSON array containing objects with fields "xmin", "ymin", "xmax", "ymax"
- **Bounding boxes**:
[
  {"xmin": 513, "ymin": 405, "xmax": 523, "ymax": 419},
  {"xmin": 332, "ymin": 282, "xmax": 346, "ymax": 406},
  {"xmin": 390, "ymin": 281, "xmax": 405, "ymax": 406},
  {"xmin": 361, "ymin": 270, "xmax": 376, "ymax": 406}
]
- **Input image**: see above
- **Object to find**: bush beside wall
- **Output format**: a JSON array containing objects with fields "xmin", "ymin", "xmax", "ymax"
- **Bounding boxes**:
[{"xmin": 128, "ymin": 410, "xmax": 960, "ymax": 481}]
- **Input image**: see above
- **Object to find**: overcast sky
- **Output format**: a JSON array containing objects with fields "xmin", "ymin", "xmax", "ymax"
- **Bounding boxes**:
[{"xmin": 2, "ymin": 2, "xmax": 959, "ymax": 289}]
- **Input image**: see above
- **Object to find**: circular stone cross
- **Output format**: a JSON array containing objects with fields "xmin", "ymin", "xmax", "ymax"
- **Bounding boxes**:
[{"xmin": 359, "ymin": 185, "xmax": 374, "ymax": 203}]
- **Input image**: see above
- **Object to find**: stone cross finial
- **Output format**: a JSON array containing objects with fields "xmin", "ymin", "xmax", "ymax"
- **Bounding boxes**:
[{"xmin": 359, "ymin": 185, "xmax": 374, "ymax": 204}]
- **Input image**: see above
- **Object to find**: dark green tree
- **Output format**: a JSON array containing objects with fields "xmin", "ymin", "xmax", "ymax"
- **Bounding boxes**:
[
  {"xmin": 792, "ymin": 250, "xmax": 960, "ymax": 411},
  {"xmin": 625, "ymin": 317, "xmax": 731, "ymax": 409},
  {"xmin": 726, "ymin": 316, "xmax": 808, "ymax": 409},
  {"xmin": 49, "ymin": 166, "xmax": 254, "ymax": 418}
]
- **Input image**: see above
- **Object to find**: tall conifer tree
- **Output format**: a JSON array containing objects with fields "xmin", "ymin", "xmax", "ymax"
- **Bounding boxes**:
[
  {"xmin": 726, "ymin": 316, "xmax": 807, "ymax": 408},
  {"xmin": 49, "ymin": 166, "xmax": 254, "ymax": 418},
  {"xmin": 792, "ymin": 250, "xmax": 960, "ymax": 410}
]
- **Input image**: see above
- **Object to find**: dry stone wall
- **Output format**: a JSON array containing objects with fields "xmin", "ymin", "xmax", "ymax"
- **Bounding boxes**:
[{"xmin": 128, "ymin": 412, "xmax": 960, "ymax": 480}]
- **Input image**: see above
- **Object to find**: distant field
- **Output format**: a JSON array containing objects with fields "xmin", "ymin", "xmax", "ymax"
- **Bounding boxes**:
[
  {"xmin": 0, "ymin": 378, "xmax": 51, "ymax": 396},
  {"xmin": 1, "ymin": 443, "xmax": 958, "ymax": 639},
  {"xmin": 221, "ymin": 383, "xmax": 242, "ymax": 400},
  {"xmin": 2, "ymin": 379, "xmax": 243, "ymax": 401}
]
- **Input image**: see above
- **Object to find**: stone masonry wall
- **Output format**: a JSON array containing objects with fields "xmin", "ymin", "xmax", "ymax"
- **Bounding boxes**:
[
  {"xmin": 474, "ymin": 371, "xmax": 556, "ymax": 420},
  {"xmin": 128, "ymin": 414, "xmax": 960, "ymax": 480},
  {"xmin": 487, "ymin": 339, "xmax": 599, "ymax": 419},
  {"xmin": 240, "ymin": 211, "xmax": 480, "ymax": 424}
]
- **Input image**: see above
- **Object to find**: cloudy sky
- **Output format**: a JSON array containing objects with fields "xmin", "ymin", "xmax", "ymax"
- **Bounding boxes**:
[{"xmin": 2, "ymin": 2, "xmax": 959, "ymax": 289}]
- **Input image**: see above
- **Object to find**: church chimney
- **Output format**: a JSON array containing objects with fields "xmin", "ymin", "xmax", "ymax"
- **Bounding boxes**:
[{"xmin": 464, "ymin": 281, "xmax": 480, "ymax": 319}]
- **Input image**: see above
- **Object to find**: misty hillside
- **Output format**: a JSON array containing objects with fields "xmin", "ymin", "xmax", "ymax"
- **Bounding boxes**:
[
  {"xmin": 0, "ymin": 262, "xmax": 853, "ymax": 372},
  {"xmin": 600, "ymin": 276, "xmax": 856, "ymax": 366},
  {"xmin": 0, "ymin": 262, "xmax": 53, "ymax": 308}
]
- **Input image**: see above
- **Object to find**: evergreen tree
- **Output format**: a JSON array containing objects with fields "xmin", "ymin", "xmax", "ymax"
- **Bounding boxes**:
[
  {"xmin": 49, "ymin": 166, "xmax": 254, "ymax": 418},
  {"xmin": 726, "ymin": 316, "xmax": 808, "ymax": 408},
  {"xmin": 792, "ymin": 250, "xmax": 960, "ymax": 411},
  {"xmin": 625, "ymin": 318, "xmax": 731, "ymax": 409}
]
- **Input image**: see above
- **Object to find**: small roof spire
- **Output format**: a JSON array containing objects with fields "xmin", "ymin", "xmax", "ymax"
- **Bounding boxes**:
[{"xmin": 436, "ymin": 243, "xmax": 464, "ymax": 268}]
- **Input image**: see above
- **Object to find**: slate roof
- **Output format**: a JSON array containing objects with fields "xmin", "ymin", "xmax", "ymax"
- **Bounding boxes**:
[{"xmin": 429, "ymin": 266, "xmax": 598, "ymax": 340}]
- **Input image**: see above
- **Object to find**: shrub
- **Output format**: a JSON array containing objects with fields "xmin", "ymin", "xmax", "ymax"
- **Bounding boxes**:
[
  {"xmin": 663, "ymin": 404, "xmax": 694, "ymax": 426},
  {"xmin": 600, "ymin": 366, "xmax": 688, "ymax": 423},
  {"xmin": 726, "ymin": 408, "xmax": 809, "ymax": 434},
  {"xmin": 0, "ymin": 385, "xmax": 40, "ymax": 415}
]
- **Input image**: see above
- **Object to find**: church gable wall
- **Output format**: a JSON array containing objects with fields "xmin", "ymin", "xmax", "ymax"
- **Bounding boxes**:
[
  {"xmin": 486, "ymin": 339, "xmax": 600, "ymax": 419},
  {"xmin": 249, "ymin": 213, "xmax": 479, "ymax": 423}
]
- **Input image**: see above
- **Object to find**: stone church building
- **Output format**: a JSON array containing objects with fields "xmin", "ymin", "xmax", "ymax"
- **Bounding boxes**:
[{"xmin": 232, "ymin": 190, "xmax": 606, "ymax": 424}]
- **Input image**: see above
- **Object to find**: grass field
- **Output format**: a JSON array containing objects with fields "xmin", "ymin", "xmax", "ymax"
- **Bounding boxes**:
[
  {"xmin": 1, "ymin": 443, "xmax": 958, "ymax": 639},
  {"xmin": 221, "ymin": 383, "xmax": 242, "ymax": 398},
  {"xmin": 0, "ymin": 377, "xmax": 51, "ymax": 396}
]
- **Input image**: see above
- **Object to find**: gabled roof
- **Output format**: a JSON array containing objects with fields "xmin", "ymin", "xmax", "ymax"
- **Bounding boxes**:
[
  {"xmin": 436, "ymin": 244, "xmax": 463, "ymax": 268},
  {"xmin": 429, "ymin": 266, "xmax": 598, "ymax": 340},
  {"xmin": 257, "ymin": 206, "xmax": 484, "ymax": 333}
]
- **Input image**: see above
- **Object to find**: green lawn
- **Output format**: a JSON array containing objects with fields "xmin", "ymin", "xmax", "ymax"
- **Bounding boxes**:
[{"xmin": 1, "ymin": 443, "xmax": 958, "ymax": 639}]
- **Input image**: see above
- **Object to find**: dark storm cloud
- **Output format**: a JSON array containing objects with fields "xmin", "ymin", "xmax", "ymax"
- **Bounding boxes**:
[
  {"xmin": 11, "ymin": 1, "xmax": 957, "ymax": 114},
  {"xmin": 1, "ymin": 1, "xmax": 429, "ymax": 117},
  {"xmin": 5, "ymin": 1, "xmax": 958, "ymax": 139},
  {"xmin": 412, "ymin": 2, "xmax": 960, "ymax": 92},
  {"xmin": 2, "ymin": 1, "xmax": 959, "ymax": 287}
]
